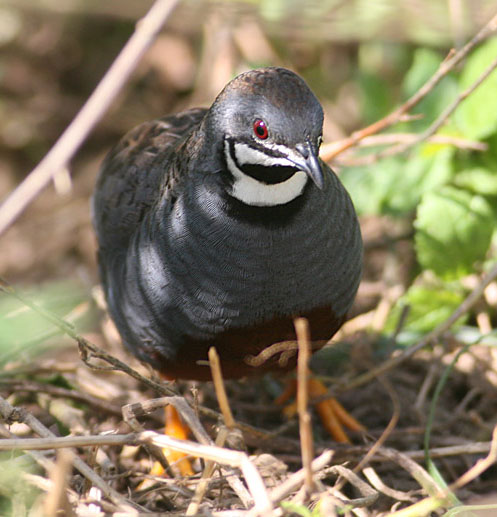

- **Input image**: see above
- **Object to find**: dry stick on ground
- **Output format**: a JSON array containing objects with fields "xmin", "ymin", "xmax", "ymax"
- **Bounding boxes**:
[
  {"xmin": 44, "ymin": 449, "xmax": 75, "ymax": 517},
  {"xmin": 0, "ymin": 0, "xmax": 179, "ymax": 237},
  {"xmin": 123, "ymin": 396, "xmax": 212, "ymax": 446},
  {"xmin": 122, "ymin": 394, "xmax": 253, "ymax": 509},
  {"xmin": 205, "ymin": 349, "xmax": 255, "ymax": 510},
  {"xmin": 122, "ymin": 398, "xmax": 190, "ymax": 476},
  {"xmin": 362, "ymin": 467, "xmax": 417, "ymax": 502},
  {"xmin": 329, "ymin": 373, "xmax": 401, "ymax": 504},
  {"xmin": 187, "ymin": 349, "xmax": 238, "ymax": 516},
  {"xmin": 5, "ymin": 432, "xmax": 487, "ymax": 459},
  {"xmin": 350, "ymin": 375, "xmax": 401, "ymax": 480},
  {"xmin": 209, "ymin": 346, "xmax": 236, "ymax": 429},
  {"xmin": 0, "ymin": 395, "xmax": 142, "ymax": 513},
  {"xmin": 0, "ymin": 379, "xmax": 125, "ymax": 418},
  {"xmin": 451, "ymin": 424, "xmax": 497, "ymax": 491},
  {"xmin": 294, "ymin": 317, "xmax": 315, "ymax": 497},
  {"xmin": 319, "ymin": 12, "xmax": 497, "ymax": 163},
  {"xmin": 376, "ymin": 447, "xmax": 444, "ymax": 500},
  {"xmin": 266, "ymin": 451, "xmax": 334, "ymax": 510},
  {"xmin": 387, "ymin": 425, "xmax": 497, "ymax": 517},
  {"xmin": 186, "ymin": 428, "xmax": 231, "ymax": 516},
  {"xmin": 327, "ymin": 465, "xmax": 379, "ymax": 508},
  {"xmin": 0, "ymin": 427, "xmax": 272, "ymax": 514},
  {"xmin": 244, "ymin": 339, "xmax": 326, "ymax": 368}
]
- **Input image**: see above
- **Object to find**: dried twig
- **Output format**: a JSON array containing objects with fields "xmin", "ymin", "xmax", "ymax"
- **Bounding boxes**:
[
  {"xmin": 123, "ymin": 396, "xmax": 212, "ymax": 446},
  {"xmin": 122, "ymin": 395, "xmax": 213, "ymax": 477},
  {"xmin": 209, "ymin": 346, "xmax": 236, "ymax": 429},
  {"xmin": 356, "ymin": 53, "xmax": 497, "ymax": 165},
  {"xmin": 244, "ymin": 339, "xmax": 326, "ymax": 368},
  {"xmin": 375, "ymin": 447, "xmax": 443, "ymax": 498},
  {"xmin": 329, "ymin": 440, "xmax": 493, "ymax": 463},
  {"xmin": 122, "ymin": 395, "xmax": 253, "ymax": 511},
  {"xmin": 350, "ymin": 133, "xmax": 486, "ymax": 151},
  {"xmin": 0, "ymin": 0, "xmax": 179, "ymax": 236},
  {"xmin": 44, "ymin": 449, "xmax": 75, "ymax": 517},
  {"xmin": 185, "ymin": 348, "xmax": 242, "ymax": 514},
  {"xmin": 351, "ymin": 375, "xmax": 400, "ymax": 479},
  {"xmin": 141, "ymin": 431, "xmax": 273, "ymax": 515},
  {"xmin": 452, "ymin": 424, "xmax": 497, "ymax": 490},
  {"xmin": 320, "ymin": 12, "xmax": 497, "ymax": 162},
  {"xmin": 266, "ymin": 450, "xmax": 334, "ymax": 506},
  {"xmin": 186, "ymin": 427, "xmax": 230, "ymax": 516},
  {"xmin": 386, "ymin": 426, "xmax": 497, "ymax": 516},
  {"xmin": 328, "ymin": 465, "xmax": 379, "ymax": 508},
  {"xmin": 294, "ymin": 317, "xmax": 315, "ymax": 496},
  {"xmin": 362, "ymin": 466, "xmax": 416, "ymax": 502},
  {"xmin": 0, "ymin": 378, "xmax": 124, "ymax": 417},
  {"xmin": 331, "ymin": 133, "xmax": 487, "ymax": 167},
  {"xmin": 0, "ymin": 394, "xmax": 142, "ymax": 512},
  {"xmin": 0, "ymin": 428, "xmax": 271, "ymax": 513}
]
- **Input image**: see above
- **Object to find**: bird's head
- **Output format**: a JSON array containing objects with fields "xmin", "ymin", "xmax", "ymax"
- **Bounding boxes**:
[{"xmin": 203, "ymin": 67, "xmax": 325, "ymax": 207}]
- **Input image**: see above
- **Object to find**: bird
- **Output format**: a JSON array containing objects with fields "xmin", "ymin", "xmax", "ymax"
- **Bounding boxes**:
[{"xmin": 92, "ymin": 67, "xmax": 363, "ymax": 472}]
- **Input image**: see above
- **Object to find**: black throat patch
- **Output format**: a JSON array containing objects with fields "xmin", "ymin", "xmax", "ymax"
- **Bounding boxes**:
[
  {"xmin": 221, "ymin": 181, "xmax": 311, "ymax": 227},
  {"xmin": 229, "ymin": 140, "xmax": 299, "ymax": 185}
]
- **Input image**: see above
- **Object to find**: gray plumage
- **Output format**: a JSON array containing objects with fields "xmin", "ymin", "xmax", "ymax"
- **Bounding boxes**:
[{"xmin": 92, "ymin": 67, "xmax": 362, "ymax": 380}]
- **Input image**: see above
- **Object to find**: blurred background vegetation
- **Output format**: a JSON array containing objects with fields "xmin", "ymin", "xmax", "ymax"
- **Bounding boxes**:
[{"xmin": 1, "ymin": 0, "xmax": 497, "ymax": 514}]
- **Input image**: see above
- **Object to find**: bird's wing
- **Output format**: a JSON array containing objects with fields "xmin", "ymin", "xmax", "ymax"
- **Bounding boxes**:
[{"xmin": 91, "ymin": 108, "xmax": 207, "ymax": 252}]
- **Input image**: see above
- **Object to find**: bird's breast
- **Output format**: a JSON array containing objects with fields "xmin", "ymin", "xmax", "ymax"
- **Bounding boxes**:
[{"xmin": 140, "ymin": 169, "xmax": 362, "ymax": 338}]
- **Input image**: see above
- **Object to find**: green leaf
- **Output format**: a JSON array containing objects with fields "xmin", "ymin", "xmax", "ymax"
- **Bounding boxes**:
[
  {"xmin": 0, "ymin": 453, "xmax": 39, "ymax": 514},
  {"xmin": 357, "ymin": 71, "xmax": 392, "ymax": 123},
  {"xmin": 455, "ymin": 37, "xmax": 497, "ymax": 139},
  {"xmin": 454, "ymin": 167, "xmax": 497, "ymax": 195},
  {"xmin": 340, "ymin": 157, "xmax": 400, "ymax": 216},
  {"xmin": 387, "ymin": 145, "xmax": 454, "ymax": 213},
  {"xmin": 385, "ymin": 284, "xmax": 466, "ymax": 341},
  {"xmin": 280, "ymin": 501, "xmax": 313, "ymax": 517},
  {"xmin": 341, "ymin": 145, "xmax": 454, "ymax": 216},
  {"xmin": 402, "ymin": 48, "xmax": 458, "ymax": 131},
  {"xmin": 403, "ymin": 48, "xmax": 442, "ymax": 97},
  {"xmin": 0, "ymin": 281, "xmax": 88, "ymax": 367},
  {"xmin": 414, "ymin": 186, "xmax": 494, "ymax": 279}
]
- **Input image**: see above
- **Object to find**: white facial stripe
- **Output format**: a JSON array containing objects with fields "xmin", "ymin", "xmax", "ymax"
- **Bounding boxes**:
[
  {"xmin": 234, "ymin": 142, "xmax": 307, "ymax": 170},
  {"xmin": 234, "ymin": 142, "xmax": 292, "ymax": 167},
  {"xmin": 225, "ymin": 142, "xmax": 308, "ymax": 207}
]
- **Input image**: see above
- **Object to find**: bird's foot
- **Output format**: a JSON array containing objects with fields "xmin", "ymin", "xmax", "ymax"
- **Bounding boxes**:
[
  {"xmin": 150, "ymin": 405, "xmax": 194, "ymax": 477},
  {"xmin": 276, "ymin": 378, "xmax": 364, "ymax": 443}
]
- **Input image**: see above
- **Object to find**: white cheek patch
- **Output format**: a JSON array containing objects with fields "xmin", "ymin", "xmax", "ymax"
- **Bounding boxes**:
[
  {"xmin": 225, "ymin": 142, "xmax": 308, "ymax": 207},
  {"xmin": 234, "ymin": 142, "xmax": 292, "ymax": 167}
]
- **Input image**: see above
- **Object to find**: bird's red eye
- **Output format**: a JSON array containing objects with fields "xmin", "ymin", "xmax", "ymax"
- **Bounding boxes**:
[{"xmin": 253, "ymin": 119, "xmax": 268, "ymax": 139}]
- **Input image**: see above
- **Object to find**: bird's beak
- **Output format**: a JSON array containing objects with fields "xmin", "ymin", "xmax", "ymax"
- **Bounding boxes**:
[{"xmin": 290, "ymin": 141, "xmax": 324, "ymax": 190}]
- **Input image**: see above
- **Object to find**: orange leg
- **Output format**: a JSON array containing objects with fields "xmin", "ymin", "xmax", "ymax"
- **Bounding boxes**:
[
  {"xmin": 150, "ymin": 405, "xmax": 194, "ymax": 477},
  {"xmin": 276, "ymin": 377, "xmax": 364, "ymax": 444}
]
